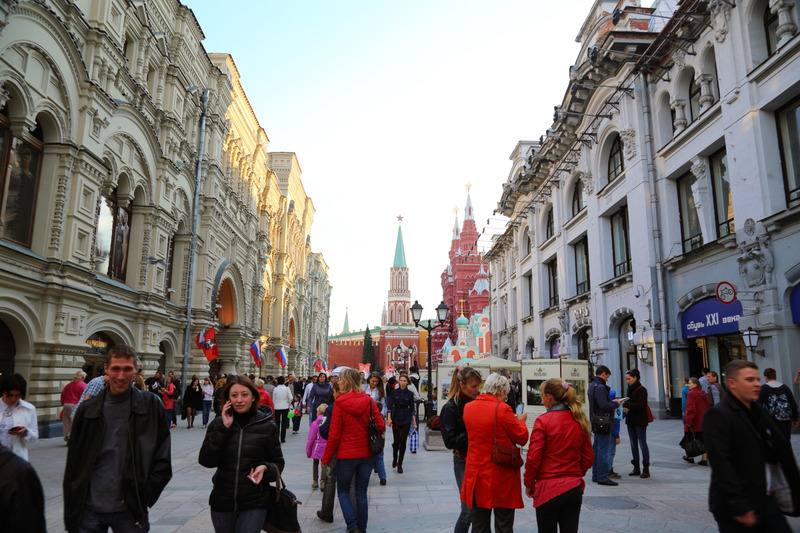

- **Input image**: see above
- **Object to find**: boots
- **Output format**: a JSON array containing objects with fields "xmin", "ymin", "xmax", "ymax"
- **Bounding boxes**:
[
  {"xmin": 640, "ymin": 462, "xmax": 650, "ymax": 479},
  {"xmin": 628, "ymin": 460, "xmax": 641, "ymax": 476},
  {"xmin": 392, "ymin": 446, "xmax": 398, "ymax": 468}
]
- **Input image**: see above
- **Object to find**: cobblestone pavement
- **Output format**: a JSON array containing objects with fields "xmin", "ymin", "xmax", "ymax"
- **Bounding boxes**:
[{"xmin": 29, "ymin": 417, "xmax": 800, "ymax": 532}]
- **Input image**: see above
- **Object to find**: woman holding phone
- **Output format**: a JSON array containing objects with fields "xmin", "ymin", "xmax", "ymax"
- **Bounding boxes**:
[{"xmin": 199, "ymin": 375, "xmax": 285, "ymax": 533}]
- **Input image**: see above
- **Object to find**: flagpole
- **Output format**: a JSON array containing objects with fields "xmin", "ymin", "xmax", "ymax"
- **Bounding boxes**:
[{"xmin": 181, "ymin": 88, "xmax": 209, "ymax": 392}]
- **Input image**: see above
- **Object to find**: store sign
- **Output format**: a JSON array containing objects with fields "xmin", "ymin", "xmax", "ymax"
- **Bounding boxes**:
[
  {"xmin": 791, "ymin": 285, "xmax": 800, "ymax": 325},
  {"xmin": 681, "ymin": 298, "xmax": 743, "ymax": 339}
]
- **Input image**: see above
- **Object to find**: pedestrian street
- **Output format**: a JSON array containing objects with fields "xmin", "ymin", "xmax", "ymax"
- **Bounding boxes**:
[{"xmin": 29, "ymin": 418, "xmax": 800, "ymax": 533}]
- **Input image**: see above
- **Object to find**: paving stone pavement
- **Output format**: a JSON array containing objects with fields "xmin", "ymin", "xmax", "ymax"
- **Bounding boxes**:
[{"xmin": 29, "ymin": 417, "xmax": 800, "ymax": 532}]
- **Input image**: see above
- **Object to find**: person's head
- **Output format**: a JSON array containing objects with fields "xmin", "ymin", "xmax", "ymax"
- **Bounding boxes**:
[
  {"xmin": 254, "ymin": 378, "xmax": 265, "ymax": 389},
  {"xmin": 223, "ymin": 375, "xmax": 260, "ymax": 415},
  {"xmin": 764, "ymin": 368, "xmax": 777, "ymax": 381},
  {"xmin": 317, "ymin": 403, "xmax": 328, "ymax": 416},
  {"xmin": 725, "ymin": 360, "xmax": 760, "ymax": 405},
  {"xmin": 447, "ymin": 365, "xmax": 483, "ymax": 402},
  {"xmin": 483, "ymin": 373, "xmax": 510, "ymax": 400},
  {"xmin": 332, "ymin": 382, "xmax": 341, "ymax": 398},
  {"xmin": 312, "ymin": 376, "xmax": 318, "ymax": 384},
  {"xmin": 683, "ymin": 377, "xmax": 690, "ymax": 385},
  {"xmin": 287, "ymin": 374, "xmax": 294, "ymax": 382},
  {"xmin": 204, "ymin": 377, "xmax": 211, "ymax": 386},
  {"xmin": 277, "ymin": 376, "xmax": 285, "ymax": 385},
  {"xmin": 387, "ymin": 376, "xmax": 397, "ymax": 389},
  {"xmin": 701, "ymin": 367, "xmax": 710, "ymax": 376},
  {"xmin": 154, "ymin": 371, "xmax": 162, "ymax": 380},
  {"xmin": 329, "ymin": 374, "xmax": 339, "ymax": 385},
  {"xmin": 499, "ymin": 368, "xmax": 511, "ymax": 380},
  {"xmin": 539, "ymin": 378, "xmax": 591, "ymax": 439},
  {"xmin": 595, "ymin": 365, "xmax": 611, "ymax": 380},
  {"xmin": 168, "ymin": 371, "xmax": 175, "ymax": 379},
  {"xmin": 625, "ymin": 368, "xmax": 640, "ymax": 385},
  {"xmin": 73, "ymin": 370, "xmax": 87, "ymax": 383},
  {"xmin": 398, "ymin": 374, "xmax": 409, "ymax": 389},
  {"xmin": 688, "ymin": 377, "xmax": 700, "ymax": 389},
  {"xmin": 166, "ymin": 374, "xmax": 174, "ymax": 384},
  {"xmin": 249, "ymin": 374, "xmax": 256, "ymax": 381},
  {"xmin": 104, "ymin": 345, "xmax": 138, "ymax": 395},
  {"xmin": 410, "ymin": 365, "xmax": 419, "ymax": 374},
  {"xmin": 191, "ymin": 377, "xmax": 200, "ymax": 387},
  {"xmin": 338, "ymin": 368, "xmax": 362, "ymax": 394},
  {"xmin": 317, "ymin": 373, "xmax": 327, "ymax": 384},
  {"xmin": 708, "ymin": 371, "xmax": 719, "ymax": 383},
  {"xmin": 0, "ymin": 373, "xmax": 27, "ymax": 406}
]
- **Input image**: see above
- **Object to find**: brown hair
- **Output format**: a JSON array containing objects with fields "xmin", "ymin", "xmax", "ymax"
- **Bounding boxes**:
[
  {"xmin": 222, "ymin": 375, "xmax": 260, "ymax": 414},
  {"xmin": 764, "ymin": 367, "xmax": 777, "ymax": 380},
  {"xmin": 367, "ymin": 372, "xmax": 385, "ymax": 400},
  {"xmin": 539, "ymin": 378, "xmax": 591, "ymax": 440},
  {"xmin": 105, "ymin": 344, "xmax": 139, "ymax": 367},
  {"xmin": 688, "ymin": 377, "xmax": 700, "ymax": 387},
  {"xmin": 447, "ymin": 366, "xmax": 483, "ymax": 403},
  {"xmin": 725, "ymin": 360, "xmax": 758, "ymax": 382}
]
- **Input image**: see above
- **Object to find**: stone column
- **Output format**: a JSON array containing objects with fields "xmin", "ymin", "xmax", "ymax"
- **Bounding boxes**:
[
  {"xmin": 671, "ymin": 99, "xmax": 688, "ymax": 134},
  {"xmin": 771, "ymin": 0, "xmax": 798, "ymax": 47},
  {"xmin": 697, "ymin": 74, "xmax": 716, "ymax": 111}
]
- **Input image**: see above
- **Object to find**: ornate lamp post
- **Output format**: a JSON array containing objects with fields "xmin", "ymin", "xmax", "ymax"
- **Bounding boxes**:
[
  {"xmin": 410, "ymin": 300, "xmax": 449, "ymax": 420},
  {"xmin": 742, "ymin": 327, "xmax": 760, "ymax": 358}
]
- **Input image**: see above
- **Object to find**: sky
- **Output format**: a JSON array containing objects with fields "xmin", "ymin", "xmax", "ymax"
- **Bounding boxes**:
[{"xmin": 186, "ymin": 0, "xmax": 606, "ymax": 335}]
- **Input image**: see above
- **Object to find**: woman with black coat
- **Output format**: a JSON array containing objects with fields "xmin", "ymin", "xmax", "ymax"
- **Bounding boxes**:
[
  {"xmin": 199, "ymin": 375, "xmax": 285, "ymax": 533},
  {"xmin": 440, "ymin": 366, "xmax": 483, "ymax": 533},
  {"xmin": 386, "ymin": 374, "xmax": 416, "ymax": 473},
  {"xmin": 183, "ymin": 376, "xmax": 203, "ymax": 429},
  {"xmin": 623, "ymin": 369, "xmax": 651, "ymax": 478}
]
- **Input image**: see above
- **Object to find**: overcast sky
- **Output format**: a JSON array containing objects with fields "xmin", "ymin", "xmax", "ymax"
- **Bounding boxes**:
[{"xmin": 187, "ymin": 0, "xmax": 614, "ymax": 335}]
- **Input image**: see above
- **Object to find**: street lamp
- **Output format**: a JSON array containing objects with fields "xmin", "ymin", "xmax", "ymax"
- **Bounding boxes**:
[
  {"xmin": 742, "ymin": 327, "xmax": 761, "ymax": 357},
  {"xmin": 411, "ymin": 300, "xmax": 449, "ymax": 421}
]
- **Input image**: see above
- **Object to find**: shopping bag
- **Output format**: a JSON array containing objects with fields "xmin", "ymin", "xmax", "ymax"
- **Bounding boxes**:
[{"xmin": 409, "ymin": 428, "xmax": 418, "ymax": 453}]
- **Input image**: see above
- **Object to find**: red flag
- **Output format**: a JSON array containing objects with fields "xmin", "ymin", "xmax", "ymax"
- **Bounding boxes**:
[{"xmin": 195, "ymin": 326, "xmax": 219, "ymax": 362}]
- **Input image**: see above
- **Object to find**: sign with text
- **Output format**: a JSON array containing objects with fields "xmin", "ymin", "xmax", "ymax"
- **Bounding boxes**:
[{"xmin": 681, "ymin": 298, "xmax": 743, "ymax": 339}]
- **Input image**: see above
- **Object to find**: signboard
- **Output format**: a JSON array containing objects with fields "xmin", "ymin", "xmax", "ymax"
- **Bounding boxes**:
[
  {"xmin": 716, "ymin": 282, "xmax": 736, "ymax": 304},
  {"xmin": 792, "ymin": 285, "xmax": 800, "ymax": 325},
  {"xmin": 681, "ymin": 298, "xmax": 743, "ymax": 339}
]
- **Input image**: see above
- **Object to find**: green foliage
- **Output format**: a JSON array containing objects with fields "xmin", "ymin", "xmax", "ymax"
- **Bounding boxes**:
[{"xmin": 362, "ymin": 327, "xmax": 375, "ymax": 367}]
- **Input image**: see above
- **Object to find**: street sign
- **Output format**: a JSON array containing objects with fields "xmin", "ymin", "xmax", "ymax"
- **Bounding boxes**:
[{"xmin": 716, "ymin": 281, "xmax": 736, "ymax": 304}]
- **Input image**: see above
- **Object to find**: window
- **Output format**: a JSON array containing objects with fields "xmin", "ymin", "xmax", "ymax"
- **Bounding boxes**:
[
  {"xmin": 607, "ymin": 135, "xmax": 624, "ymax": 182},
  {"xmin": 765, "ymin": 6, "xmax": 779, "ymax": 57},
  {"xmin": 710, "ymin": 150, "xmax": 734, "ymax": 237},
  {"xmin": 777, "ymin": 96, "xmax": 800, "ymax": 208},
  {"xmin": 572, "ymin": 179, "xmax": 586, "ymax": 217},
  {"xmin": 577, "ymin": 328, "xmax": 592, "ymax": 360},
  {"xmin": 0, "ymin": 113, "xmax": 43, "ymax": 248},
  {"xmin": 545, "ymin": 208, "xmax": 554, "ymax": 240},
  {"xmin": 546, "ymin": 258, "xmax": 559, "ymax": 308},
  {"xmin": 549, "ymin": 335, "xmax": 561, "ymax": 358},
  {"xmin": 574, "ymin": 237, "xmax": 590, "ymax": 295},
  {"xmin": 522, "ymin": 271, "xmax": 534, "ymax": 317},
  {"xmin": 678, "ymin": 173, "xmax": 703, "ymax": 252},
  {"xmin": 95, "ymin": 189, "xmax": 132, "ymax": 281},
  {"xmin": 610, "ymin": 206, "xmax": 631, "ymax": 277},
  {"xmin": 689, "ymin": 77, "xmax": 702, "ymax": 122},
  {"xmin": 521, "ymin": 229, "xmax": 531, "ymax": 257}
]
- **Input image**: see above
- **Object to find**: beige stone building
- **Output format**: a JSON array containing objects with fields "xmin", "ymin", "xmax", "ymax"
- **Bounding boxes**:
[{"xmin": 0, "ymin": 0, "xmax": 330, "ymax": 435}]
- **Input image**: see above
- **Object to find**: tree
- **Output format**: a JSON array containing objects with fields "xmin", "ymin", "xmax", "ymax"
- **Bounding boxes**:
[{"xmin": 362, "ymin": 326, "xmax": 376, "ymax": 371}]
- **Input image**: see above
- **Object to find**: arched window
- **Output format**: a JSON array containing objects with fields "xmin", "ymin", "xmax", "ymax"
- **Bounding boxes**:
[
  {"xmin": 765, "ymin": 5, "xmax": 779, "ymax": 56},
  {"xmin": 548, "ymin": 335, "xmax": 561, "ymax": 358},
  {"xmin": 521, "ymin": 228, "xmax": 531, "ymax": 257},
  {"xmin": 95, "ymin": 188, "xmax": 132, "ymax": 281},
  {"xmin": 545, "ymin": 208, "xmax": 554, "ymax": 240},
  {"xmin": 607, "ymin": 135, "xmax": 624, "ymax": 182},
  {"xmin": 572, "ymin": 179, "xmax": 586, "ymax": 217},
  {"xmin": 0, "ymin": 113, "xmax": 43, "ymax": 248},
  {"xmin": 689, "ymin": 76, "xmax": 702, "ymax": 122}
]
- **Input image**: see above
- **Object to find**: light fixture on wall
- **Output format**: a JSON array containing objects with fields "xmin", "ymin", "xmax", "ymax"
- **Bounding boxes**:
[
  {"xmin": 742, "ymin": 327, "xmax": 765, "ymax": 357},
  {"xmin": 637, "ymin": 344, "xmax": 652, "ymax": 365}
]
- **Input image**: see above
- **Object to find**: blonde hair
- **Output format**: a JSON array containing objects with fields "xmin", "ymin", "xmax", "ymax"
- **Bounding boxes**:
[
  {"xmin": 254, "ymin": 378, "xmax": 264, "ymax": 388},
  {"xmin": 447, "ymin": 366, "xmax": 482, "ymax": 402},
  {"xmin": 317, "ymin": 403, "xmax": 328, "ymax": 416},
  {"xmin": 338, "ymin": 368, "xmax": 362, "ymax": 394},
  {"xmin": 73, "ymin": 370, "xmax": 87, "ymax": 382},
  {"xmin": 539, "ymin": 378, "xmax": 591, "ymax": 440}
]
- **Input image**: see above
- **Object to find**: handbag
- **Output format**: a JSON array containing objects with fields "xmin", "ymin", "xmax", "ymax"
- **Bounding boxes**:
[
  {"xmin": 591, "ymin": 413, "xmax": 611, "ymax": 434},
  {"xmin": 490, "ymin": 403, "xmax": 523, "ymax": 469},
  {"xmin": 646, "ymin": 404, "xmax": 654, "ymax": 424},
  {"xmin": 263, "ymin": 465, "xmax": 302, "ymax": 533},
  {"xmin": 368, "ymin": 399, "xmax": 385, "ymax": 456},
  {"xmin": 681, "ymin": 430, "xmax": 705, "ymax": 458},
  {"xmin": 409, "ymin": 428, "xmax": 419, "ymax": 453}
]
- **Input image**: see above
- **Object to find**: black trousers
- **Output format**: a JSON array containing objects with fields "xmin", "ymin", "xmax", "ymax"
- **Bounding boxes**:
[
  {"xmin": 716, "ymin": 496, "xmax": 792, "ymax": 533},
  {"xmin": 275, "ymin": 409, "xmax": 289, "ymax": 442},
  {"xmin": 535, "ymin": 485, "xmax": 582, "ymax": 533},
  {"xmin": 471, "ymin": 506, "xmax": 514, "ymax": 533},
  {"xmin": 392, "ymin": 422, "xmax": 411, "ymax": 464},
  {"xmin": 292, "ymin": 412, "xmax": 302, "ymax": 432}
]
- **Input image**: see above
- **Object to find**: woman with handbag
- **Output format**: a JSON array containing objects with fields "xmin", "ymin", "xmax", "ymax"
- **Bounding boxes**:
[
  {"xmin": 161, "ymin": 375, "xmax": 176, "ymax": 429},
  {"xmin": 199, "ymin": 375, "xmax": 285, "ymax": 533},
  {"xmin": 321, "ymin": 368, "xmax": 385, "ymax": 533},
  {"xmin": 524, "ymin": 379, "xmax": 593, "ymax": 533},
  {"xmin": 623, "ymin": 369, "xmax": 651, "ymax": 478},
  {"xmin": 461, "ymin": 373, "xmax": 528, "ymax": 533},
  {"xmin": 683, "ymin": 377, "xmax": 709, "ymax": 465},
  {"xmin": 386, "ymin": 374, "xmax": 416, "ymax": 473}
]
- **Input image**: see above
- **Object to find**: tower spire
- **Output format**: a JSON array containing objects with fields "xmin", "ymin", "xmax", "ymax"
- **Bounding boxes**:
[
  {"xmin": 394, "ymin": 217, "xmax": 407, "ymax": 268},
  {"xmin": 464, "ymin": 185, "xmax": 474, "ymax": 220},
  {"xmin": 343, "ymin": 308, "xmax": 350, "ymax": 334}
]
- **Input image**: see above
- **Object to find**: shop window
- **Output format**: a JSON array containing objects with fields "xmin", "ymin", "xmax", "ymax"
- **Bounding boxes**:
[
  {"xmin": 546, "ymin": 257, "xmax": 559, "ymax": 308},
  {"xmin": 678, "ymin": 172, "xmax": 703, "ymax": 253},
  {"xmin": 572, "ymin": 179, "xmax": 586, "ymax": 217},
  {"xmin": 545, "ymin": 208, "xmax": 554, "ymax": 240},
  {"xmin": 607, "ymin": 135, "xmax": 624, "ymax": 183},
  {"xmin": 776, "ymin": 95, "xmax": 800, "ymax": 208},
  {"xmin": 95, "ymin": 189, "xmax": 132, "ymax": 281},
  {"xmin": 765, "ymin": 6, "xmax": 779, "ymax": 57},
  {"xmin": 0, "ymin": 115, "xmax": 43, "ymax": 248},
  {"xmin": 549, "ymin": 335, "xmax": 561, "ymax": 359},
  {"xmin": 574, "ymin": 236, "xmax": 590, "ymax": 295},
  {"xmin": 610, "ymin": 206, "xmax": 631, "ymax": 277},
  {"xmin": 710, "ymin": 150, "xmax": 734, "ymax": 237}
]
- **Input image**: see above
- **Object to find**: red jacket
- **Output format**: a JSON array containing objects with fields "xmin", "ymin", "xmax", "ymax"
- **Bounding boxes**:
[
  {"xmin": 524, "ymin": 408, "xmax": 593, "ymax": 507},
  {"xmin": 61, "ymin": 381, "xmax": 86, "ymax": 405},
  {"xmin": 460, "ymin": 394, "xmax": 529, "ymax": 510},
  {"xmin": 685, "ymin": 387, "xmax": 709, "ymax": 432},
  {"xmin": 258, "ymin": 388, "xmax": 274, "ymax": 411},
  {"xmin": 322, "ymin": 391, "xmax": 385, "ymax": 463}
]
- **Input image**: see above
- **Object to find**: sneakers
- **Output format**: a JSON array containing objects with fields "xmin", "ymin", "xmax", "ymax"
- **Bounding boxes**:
[
  {"xmin": 170, "ymin": 424, "xmax": 177, "ymax": 429},
  {"xmin": 597, "ymin": 479, "xmax": 619, "ymax": 486},
  {"xmin": 316, "ymin": 511, "xmax": 333, "ymax": 523},
  {"xmin": 202, "ymin": 425, "xmax": 207, "ymax": 429}
]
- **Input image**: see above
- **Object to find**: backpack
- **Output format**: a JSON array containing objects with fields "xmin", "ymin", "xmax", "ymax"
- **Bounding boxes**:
[{"xmin": 767, "ymin": 388, "xmax": 793, "ymax": 422}]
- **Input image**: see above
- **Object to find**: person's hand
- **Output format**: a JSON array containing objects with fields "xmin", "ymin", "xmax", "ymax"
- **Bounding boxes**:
[
  {"xmin": 248, "ymin": 464, "xmax": 268, "ymax": 485},
  {"xmin": 222, "ymin": 401, "xmax": 234, "ymax": 428},
  {"xmin": 517, "ymin": 412, "xmax": 528, "ymax": 423},
  {"xmin": 413, "ymin": 422, "xmax": 417, "ymax": 430},
  {"xmin": 733, "ymin": 510, "xmax": 756, "ymax": 527},
  {"xmin": 615, "ymin": 438, "xmax": 621, "ymax": 445},
  {"xmin": 525, "ymin": 486, "xmax": 534, "ymax": 499},
  {"xmin": 387, "ymin": 416, "xmax": 393, "ymax": 428},
  {"xmin": 8, "ymin": 426, "xmax": 27, "ymax": 437}
]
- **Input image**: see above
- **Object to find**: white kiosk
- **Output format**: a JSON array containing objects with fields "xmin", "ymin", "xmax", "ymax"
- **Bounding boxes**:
[{"xmin": 436, "ymin": 356, "xmax": 522, "ymax": 414}]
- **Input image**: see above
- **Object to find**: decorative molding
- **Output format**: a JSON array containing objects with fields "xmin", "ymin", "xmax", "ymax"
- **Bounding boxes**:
[
  {"xmin": 673, "ymin": 49, "xmax": 687, "ymax": 71},
  {"xmin": 709, "ymin": 0, "xmax": 731, "ymax": 43},
  {"xmin": 620, "ymin": 128, "xmax": 637, "ymax": 160},
  {"xmin": 737, "ymin": 234, "xmax": 774, "ymax": 288},
  {"xmin": 580, "ymin": 171, "xmax": 595, "ymax": 195}
]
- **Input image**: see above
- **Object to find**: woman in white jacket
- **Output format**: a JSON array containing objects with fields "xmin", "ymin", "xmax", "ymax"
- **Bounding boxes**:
[
  {"xmin": 272, "ymin": 376, "xmax": 294, "ymax": 443},
  {"xmin": 0, "ymin": 373, "xmax": 38, "ymax": 460}
]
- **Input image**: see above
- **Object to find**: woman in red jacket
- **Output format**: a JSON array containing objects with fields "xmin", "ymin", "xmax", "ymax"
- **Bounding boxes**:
[
  {"xmin": 461, "ymin": 373, "xmax": 529, "ymax": 533},
  {"xmin": 683, "ymin": 377, "xmax": 710, "ymax": 465},
  {"xmin": 322, "ymin": 368, "xmax": 385, "ymax": 533},
  {"xmin": 524, "ymin": 378, "xmax": 593, "ymax": 533}
]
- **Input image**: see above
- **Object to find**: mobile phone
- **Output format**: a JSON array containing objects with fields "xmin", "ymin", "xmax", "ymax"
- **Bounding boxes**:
[{"xmin": 9, "ymin": 426, "xmax": 23, "ymax": 432}]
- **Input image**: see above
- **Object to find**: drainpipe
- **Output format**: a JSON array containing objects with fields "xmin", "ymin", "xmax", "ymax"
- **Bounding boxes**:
[{"xmin": 635, "ymin": 74, "xmax": 672, "ymax": 416}]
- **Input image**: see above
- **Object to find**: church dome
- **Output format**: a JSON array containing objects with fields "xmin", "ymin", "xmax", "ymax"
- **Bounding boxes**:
[{"xmin": 456, "ymin": 314, "xmax": 469, "ymax": 327}]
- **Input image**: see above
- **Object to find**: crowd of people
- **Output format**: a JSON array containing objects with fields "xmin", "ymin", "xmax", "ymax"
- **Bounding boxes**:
[{"xmin": 3, "ymin": 349, "xmax": 800, "ymax": 532}]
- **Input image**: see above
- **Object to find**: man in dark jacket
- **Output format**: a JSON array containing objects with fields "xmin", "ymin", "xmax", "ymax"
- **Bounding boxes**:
[
  {"xmin": 757, "ymin": 367, "xmax": 799, "ymax": 442},
  {"xmin": 64, "ymin": 345, "xmax": 172, "ymax": 532},
  {"xmin": 704, "ymin": 360, "xmax": 800, "ymax": 532},
  {"xmin": 0, "ymin": 443, "xmax": 45, "ymax": 533},
  {"xmin": 588, "ymin": 365, "xmax": 621, "ymax": 486}
]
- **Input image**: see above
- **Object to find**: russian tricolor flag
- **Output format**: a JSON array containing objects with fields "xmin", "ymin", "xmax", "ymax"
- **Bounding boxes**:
[
  {"xmin": 275, "ymin": 347, "xmax": 287, "ymax": 368},
  {"xmin": 249, "ymin": 340, "xmax": 262, "ymax": 367}
]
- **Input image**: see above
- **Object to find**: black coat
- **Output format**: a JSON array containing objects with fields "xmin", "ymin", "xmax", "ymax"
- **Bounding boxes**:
[
  {"xmin": 0, "ymin": 445, "xmax": 45, "ymax": 533},
  {"xmin": 183, "ymin": 384, "xmax": 204, "ymax": 410},
  {"xmin": 703, "ymin": 392, "xmax": 800, "ymax": 520},
  {"xmin": 64, "ymin": 387, "xmax": 173, "ymax": 532},
  {"xmin": 440, "ymin": 394, "xmax": 473, "ymax": 455},
  {"xmin": 199, "ymin": 409, "xmax": 285, "ymax": 512},
  {"xmin": 624, "ymin": 381, "xmax": 649, "ymax": 427}
]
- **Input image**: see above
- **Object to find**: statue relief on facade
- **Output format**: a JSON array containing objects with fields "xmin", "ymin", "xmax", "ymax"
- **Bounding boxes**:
[
  {"xmin": 580, "ymin": 171, "xmax": 594, "ymax": 194},
  {"xmin": 709, "ymin": 0, "xmax": 731, "ymax": 43},
  {"xmin": 737, "ymin": 234, "xmax": 774, "ymax": 288},
  {"xmin": 620, "ymin": 128, "xmax": 637, "ymax": 160}
]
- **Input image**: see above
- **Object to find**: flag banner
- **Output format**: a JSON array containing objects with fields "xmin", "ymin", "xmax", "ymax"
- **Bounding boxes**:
[
  {"xmin": 275, "ymin": 347, "xmax": 287, "ymax": 368},
  {"xmin": 385, "ymin": 365, "xmax": 395, "ymax": 377},
  {"xmin": 313, "ymin": 359, "xmax": 323, "ymax": 373},
  {"xmin": 196, "ymin": 327, "xmax": 219, "ymax": 362},
  {"xmin": 249, "ymin": 340, "xmax": 262, "ymax": 367},
  {"xmin": 358, "ymin": 363, "xmax": 370, "ymax": 377},
  {"xmin": 321, "ymin": 360, "xmax": 329, "ymax": 372}
]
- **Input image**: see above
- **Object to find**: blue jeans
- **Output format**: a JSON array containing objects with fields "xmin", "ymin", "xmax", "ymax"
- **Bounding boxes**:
[
  {"xmin": 453, "ymin": 454, "xmax": 472, "ymax": 533},
  {"xmin": 78, "ymin": 508, "xmax": 149, "ymax": 532},
  {"xmin": 202, "ymin": 400, "xmax": 212, "ymax": 426},
  {"xmin": 337, "ymin": 457, "xmax": 373, "ymax": 532},
  {"xmin": 607, "ymin": 434, "xmax": 617, "ymax": 472},
  {"xmin": 375, "ymin": 450, "xmax": 387, "ymax": 480},
  {"xmin": 210, "ymin": 508, "xmax": 266, "ymax": 533},
  {"xmin": 592, "ymin": 432, "xmax": 612, "ymax": 482},
  {"xmin": 165, "ymin": 409, "xmax": 173, "ymax": 429},
  {"xmin": 627, "ymin": 425, "xmax": 650, "ymax": 463}
]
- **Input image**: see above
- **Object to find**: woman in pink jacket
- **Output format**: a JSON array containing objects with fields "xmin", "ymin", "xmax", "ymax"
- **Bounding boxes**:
[
  {"xmin": 60, "ymin": 370, "xmax": 86, "ymax": 441},
  {"xmin": 306, "ymin": 403, "xmax": 329, "ymax": 490}
]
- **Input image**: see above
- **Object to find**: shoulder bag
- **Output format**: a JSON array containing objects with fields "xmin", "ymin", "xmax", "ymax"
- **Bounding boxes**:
[
  {"xmin": 263, "ymin": 464, "xmax": 302, "ymax": 533},
  {"xmin": 680, "ymin": 429, "xmax": 705, "ymax": 458},
  {"xmin": 368, "ymin": 399, "xmax": 385, "ymax": 456},
  {"xmin": 490, "ymin": 402, "xmax": 524, "ymax": 469}
]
